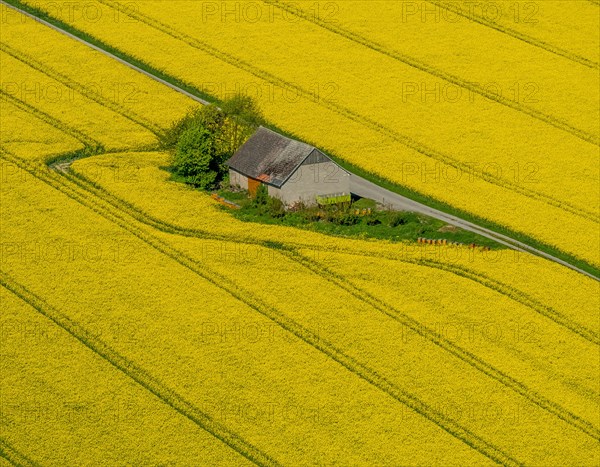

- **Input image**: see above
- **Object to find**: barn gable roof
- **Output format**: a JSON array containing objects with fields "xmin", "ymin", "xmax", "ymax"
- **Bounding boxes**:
[{"xmin": 226, "ymin": 126, "xmax": 326, "ymax": 188}]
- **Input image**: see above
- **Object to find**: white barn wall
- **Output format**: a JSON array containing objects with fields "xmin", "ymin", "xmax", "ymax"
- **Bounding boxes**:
[
  {"xmin": 229, "ymin": 158, "xmax": 350, "ymax": 206},
  {"xmin": 267, "ymin": 185, "xmax": 282, "ymax": 199},
  {"xmin": 278, "ymin": 161, "xmax": 350, "ymax": 205},
  {"xmin": 229, "ymin": 168, "xmax": 248, "ymax": 189}
]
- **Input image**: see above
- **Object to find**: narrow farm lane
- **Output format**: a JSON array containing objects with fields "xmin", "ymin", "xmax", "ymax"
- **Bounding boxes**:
[{"xmin": 350, "ymin": 175, "xmax": 598, "ymax": 280}]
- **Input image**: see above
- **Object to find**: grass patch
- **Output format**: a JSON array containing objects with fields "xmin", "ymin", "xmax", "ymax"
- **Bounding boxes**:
[{"xmin": 217, "ymin": 188, "xmax": 500, "ymax": 248}]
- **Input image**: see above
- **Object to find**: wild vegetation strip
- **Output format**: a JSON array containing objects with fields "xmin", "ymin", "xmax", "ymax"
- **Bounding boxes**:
[
  {"xmin": 3, "ymin": 10, "xmax": 593, "ymax": 283},
  {"xmin": 11, "ymin": 0, "xmax": 598, "ymax": 220},
  {"xmin": 263, "ymin": 0, "xmax": 598, "ymax": 145},
  {"xmin": 6, "ymin": 95, "xmax": 595, "ymax": 414}
]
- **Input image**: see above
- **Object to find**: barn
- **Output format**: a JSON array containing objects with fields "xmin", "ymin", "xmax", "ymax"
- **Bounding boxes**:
[{"xmin": 227, "ymin": 126, "xmax": 351, "ymax": 206}]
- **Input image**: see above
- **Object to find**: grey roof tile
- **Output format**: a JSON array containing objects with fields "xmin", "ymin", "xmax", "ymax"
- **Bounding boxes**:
[{"xmin": 226, "ymin": 126, "xmax": 318, "ymax": 188}]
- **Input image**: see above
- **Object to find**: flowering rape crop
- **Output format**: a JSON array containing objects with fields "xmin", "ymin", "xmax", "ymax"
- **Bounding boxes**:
[
  {"xmin": 1, "ymin": 2, "xmax": 599, "ymax": 465},
  {"xmin": 0, "ymin": 98, "xmax": 83, "ymax": 159},
  {"xmin": 0, "ymin": 288, "xmax": 253, "ymax": 466}
]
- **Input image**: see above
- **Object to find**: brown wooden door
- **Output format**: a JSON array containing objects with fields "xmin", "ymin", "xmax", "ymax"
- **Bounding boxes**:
[{"xmin": 248, "ymin": 177, "xmax": 261, "ymax": 197}]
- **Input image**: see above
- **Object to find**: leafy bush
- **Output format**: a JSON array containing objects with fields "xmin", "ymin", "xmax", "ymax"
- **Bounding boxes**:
[
  {"xmin": 173, "ymin": 124, "xmax": 227, "ymax": 189},
  {"xmin": 250, "ymin": 184, "xmax": 286, "ymax": 218},
  {"xmin": 389, "ymin": 213, "xmax": 408, "ymax": 227},
  {"xmin": 336, "ymin": 212, "xmax": 360, "ymax": 226},
  {"xmin": 268, "ymin": 196, "xmax": 286, "ymax": 218}
]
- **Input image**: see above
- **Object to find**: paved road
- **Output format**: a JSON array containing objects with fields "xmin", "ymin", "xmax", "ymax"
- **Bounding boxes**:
[
  {"xmin": 350, "ymin": 175, "xmax": 598, "ymax": 280},
  {"xmin": 5, "ymin": 0, "xmax": 596, "ymax": 281}
]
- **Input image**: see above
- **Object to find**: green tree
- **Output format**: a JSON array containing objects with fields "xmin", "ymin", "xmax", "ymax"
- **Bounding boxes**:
[
  {"xmin": 173, "ymin": 125, "xmax": 227, "ymax": 189},
  {"xmin": 220, "ymin": 93, "xmax": 264, "ymax": 153},
  {"xmin": 160, "ymin": 104, "xmax": 228, "ymax": 150}
]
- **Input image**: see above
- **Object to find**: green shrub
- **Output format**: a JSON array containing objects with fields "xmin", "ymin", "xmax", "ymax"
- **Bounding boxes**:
[
  {"xmin": 389, "ymin": 213, "xmax": 408, "ymax": 227},
  {"xmin": 166, "ymin": 95, "xmax": 263, "ymax": 190},
  {"xmin": 253, "ymin": 183, "xmax": 269, "ymax": 208},
  {"xmin": 268, "ymin": 196, "xmax": 286, "ymax": 218},
  {"xmin": 336, "ymin": 212, "xmax": 360, "ymax": 226},
  {"xmin": 173, "ymin": 125, "xmax": 226, "ymax": 190}
]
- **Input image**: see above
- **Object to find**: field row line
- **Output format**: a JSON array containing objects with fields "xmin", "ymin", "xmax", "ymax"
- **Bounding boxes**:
[
  {"xmin": 0, "ymin": 90, "xmax": 102, "ymax": 150},
  {"xmin": 285, "ymin": 249, "xmax": 600, "ymax": 439},
  {"xmin": 0, "ymin": 42, "xmax": 165, "ymax": 137},
  {"xmin": 264, "ymin": 0, "xmax": 599, "ymax": 145},
  {"xmin": 429, "ymin": 0, "xmax": 599, "ymax": 70},
  {"xmin": 50, "ymin": 151, "xmax": 600, "ymax": 441},
  {"xmin": 63, "ymin": 159, "xmax": 599, "ymax": 349},
  {"xmin": 0, "ymin": 437, "xmax": 38, "ymax": 467},
  {"xmin": 1, "ymin": 150, "xmax": 523, "ymax": 466},
  {"xmin": 97, "ymin": 0, "xmax": 599, "ymax": 224}
]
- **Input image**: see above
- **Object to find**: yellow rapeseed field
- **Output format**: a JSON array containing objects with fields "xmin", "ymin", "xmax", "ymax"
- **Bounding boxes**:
[
  {"xmin": 69, "ymin": 150, "xmax": 600, "ymax": 464},
  {"xmin": 18, "ymin": 0, "xmax": 600, "ymax": 265},
  {"xmin": 2, "ymin": 1, "xmax": 599, "ymax": 465},
  {"xmin": 2, "ymin": 155, "xmax": 497, "ymax": 466},
  {"xmin": 0, "ymin": 98, "xmax": 83, "ymax": 159},
  {"xmin": 0, "ymin": 289, "xmax": 253, "ymax": 466},
  {"xmin": 283, "ymin": 0, "xmax": 599, "ymax": 133},
  {"xmin": 0, "ymin": 51, "xmax": 156, "ymax": 150}
]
